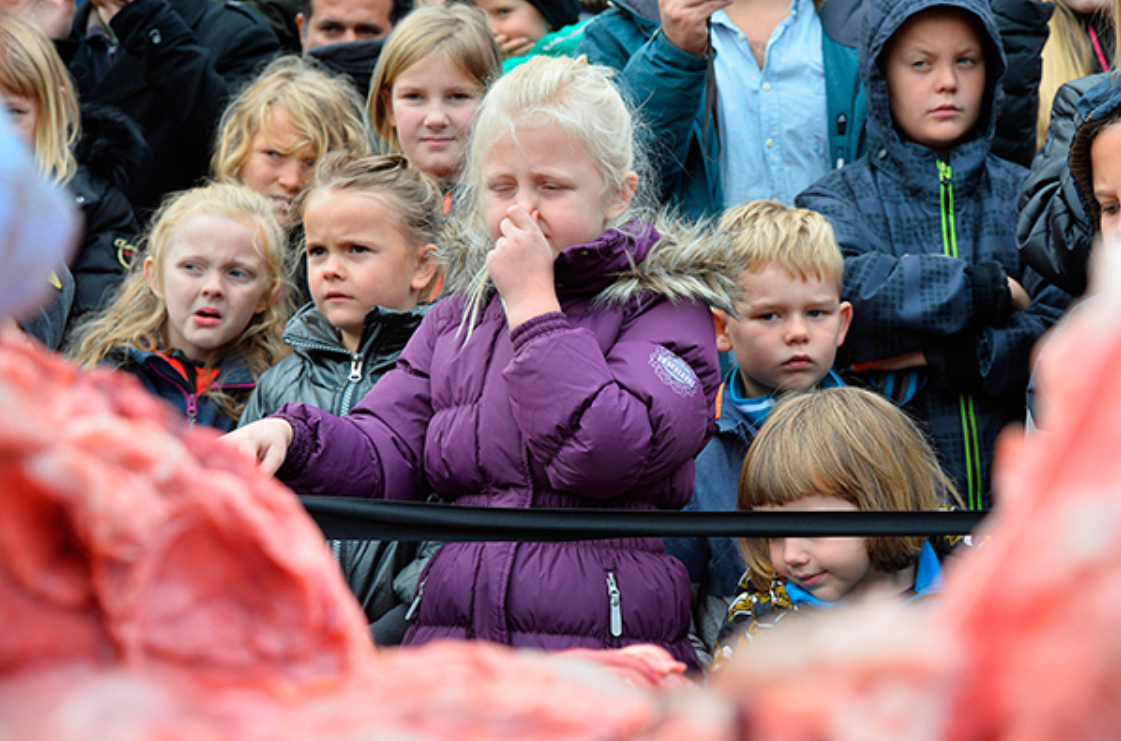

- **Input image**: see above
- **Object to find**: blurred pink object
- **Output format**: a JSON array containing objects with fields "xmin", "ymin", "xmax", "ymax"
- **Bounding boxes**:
[{"xmin": 0, "ymin": 336, "xmax": 733, "ymax": 740}]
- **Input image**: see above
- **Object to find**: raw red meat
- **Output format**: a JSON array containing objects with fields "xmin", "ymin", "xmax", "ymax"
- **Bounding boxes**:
[
  {"xmin": 0, "ymin": 333, "xmax": 734, "ymax": 741},
  {"xmin": 0, "ymin": 331, "xmax": 375, "ymax": 691}
]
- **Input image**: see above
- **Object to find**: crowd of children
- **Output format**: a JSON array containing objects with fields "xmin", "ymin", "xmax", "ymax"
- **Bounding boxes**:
[{"xmin": 3, "ymin": 0, "xmax": 1115, "ymax": 674}]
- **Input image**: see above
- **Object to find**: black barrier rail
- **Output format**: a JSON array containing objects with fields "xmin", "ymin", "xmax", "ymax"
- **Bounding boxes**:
[{"xmin": 300, "ymin": 497, "xmax": 989, "ymax": 542}]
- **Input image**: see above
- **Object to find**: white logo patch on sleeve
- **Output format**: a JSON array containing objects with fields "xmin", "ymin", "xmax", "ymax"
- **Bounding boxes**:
[{"xmin": 649, "ymin": 346, "xmax": 698, "ymax": 397}]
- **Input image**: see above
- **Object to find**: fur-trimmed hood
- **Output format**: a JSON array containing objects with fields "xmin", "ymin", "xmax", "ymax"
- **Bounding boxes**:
[{"xmin": 439, "ymin": 215, "xmax": 745, "ymax": 315}]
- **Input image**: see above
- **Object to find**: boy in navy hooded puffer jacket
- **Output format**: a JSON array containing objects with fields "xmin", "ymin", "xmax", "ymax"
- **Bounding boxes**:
[{"xmin": 796, "ymin": 0, "xmax": 1071, "ymax": 509}]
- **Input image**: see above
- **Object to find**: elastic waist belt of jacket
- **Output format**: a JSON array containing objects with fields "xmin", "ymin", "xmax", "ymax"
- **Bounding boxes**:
[{"xmin": 300, "ymin": 497, "xmax": 988, "ymax": 542}]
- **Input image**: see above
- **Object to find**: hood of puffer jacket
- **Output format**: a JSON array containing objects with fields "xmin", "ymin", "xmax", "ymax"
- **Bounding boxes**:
[
  {"xmin": 861, "ymin": 0, "xmax": 1006, "ymax": 166},
  {"xmin": 440, "ymin": 214, "xmax": 745, "ymax": 316},
  {"xmin": 1070, "ymin": 71, "xmax": 1121, "ymax": 228}
]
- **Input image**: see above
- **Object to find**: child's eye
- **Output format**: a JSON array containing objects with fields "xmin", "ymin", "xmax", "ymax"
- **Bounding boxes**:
[
  {"xmin": 807, "ymin": 309, "xmax": 827, "ymax": 318},
  {"xmin": 1100, "ymin": 202, "xmax": 1120, "ymax": 217},
  {"xmin": 486, "ymin": 181, "xmax": 515, "ymax": 195},
  {"xmin": 307, "ymin": 245, "xmax": 326, "ymax": 258},
  {"xmin": 350, "ymin": 244, "xmax": 370, "ymax": 255},
  {"xmin": 755, "ymin": 312, "xmax": 778, "ymax": 322},
  {"xmin": 228, "ymin": 268, "xmax": 254, "ymax": 281},
  {"xmin": 449, "ymin": 91, "xmax": 475, "ymax": 102},
  {"xmin": 958, "ymin": 56, "xmax": 979, "ymax": 67}
]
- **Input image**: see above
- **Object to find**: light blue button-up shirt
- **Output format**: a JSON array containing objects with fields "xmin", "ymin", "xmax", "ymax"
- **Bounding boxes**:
[{"xmin": 711, "ymin": 0, "xmax": 828, "ymax": 208}]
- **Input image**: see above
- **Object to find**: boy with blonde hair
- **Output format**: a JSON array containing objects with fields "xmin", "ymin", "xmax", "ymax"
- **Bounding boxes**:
[{"xmin": 665, "ymin": 199, "xmax": 852, "ymax": 667}]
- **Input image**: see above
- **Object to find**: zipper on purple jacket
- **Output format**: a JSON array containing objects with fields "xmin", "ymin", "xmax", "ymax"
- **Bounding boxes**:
[{"xmin": 606, "ymin": 572, "xmax": 622, "ymax": 638}]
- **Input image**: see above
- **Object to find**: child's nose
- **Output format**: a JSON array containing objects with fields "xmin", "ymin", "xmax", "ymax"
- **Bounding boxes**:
[
  {"xmin": 934, "ymin": 64, "xmax": 959, "ymax": 92},
  {"xmin": 785, "ymin": 315, "xmax": 810, "ymax": 343},
  {"xmin": 782, "ymin": 538, "xmax": 811, "ymax": 566},
  {"xmin": 514, "ymin": 188, "xmax": 537, "ymax": 215},
  {"xmin": 424, "ymin": 102, "xmax": 450, "ymax": 127},
  {"xmin": 200, "ymin": 272, "xmax": 225, "ymax": 297},
  {"xmin": 321, "ymin": 253, "xmax": 344, "ymax": 279},
  {"xmin": 277, "ymin": 160, "xmax": 303, "ymax": 191}
]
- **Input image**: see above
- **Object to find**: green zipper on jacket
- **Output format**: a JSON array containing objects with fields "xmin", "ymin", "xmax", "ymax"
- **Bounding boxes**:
[{"xmin": 938, "ymin": 160, "xmax": 983, "ymax": 510}]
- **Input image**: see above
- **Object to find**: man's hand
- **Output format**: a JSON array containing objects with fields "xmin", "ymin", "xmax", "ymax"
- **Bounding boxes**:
[{"xmin": 659, "ymin": 0, "xmax": 731, "ymax": 57}]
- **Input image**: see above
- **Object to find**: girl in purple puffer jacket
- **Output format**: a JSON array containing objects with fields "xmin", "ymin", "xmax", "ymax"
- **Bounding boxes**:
[{"xmin": 225, "ymin": 55, "xmax": 744, "ymax": 669}]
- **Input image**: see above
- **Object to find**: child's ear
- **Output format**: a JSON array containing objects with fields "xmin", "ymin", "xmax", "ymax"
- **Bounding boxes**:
[
  {"xmin": 836, "ymin": 300, "xmax": 853, "ymax": 347},
  {"xmin": 411, "ymin": 243, "xmax": 439, "ymax": 292},
  {"xmin": 142, "ymin": 256, "xmax": 162, "ymax": 298},
  {"xmin": 605, "ymin": 171, "xmax": 639, "ymax": 221},
  {"xmin": 712, "ymin": 307, "xmax": 734, "ymax": 354},
  {"xmin": 254, "ymin": 281, "xmax": 280, "ymax": 317},
  {"xmin": 383, "ymin": 89, "xmax": 397, "ymax": 129}
]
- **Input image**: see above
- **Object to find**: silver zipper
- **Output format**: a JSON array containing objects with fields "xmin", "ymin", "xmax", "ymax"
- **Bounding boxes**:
[
  {"xmin": 606, "ymin": 572, "xmax": 622, "ymax": 638},
  {"xmin": 405, "ymin": 579, "xmax": 426, "ymax": 622},
  {"xmin": 348, "ymin": 355, "xmax": 363, "ymax": 382}
]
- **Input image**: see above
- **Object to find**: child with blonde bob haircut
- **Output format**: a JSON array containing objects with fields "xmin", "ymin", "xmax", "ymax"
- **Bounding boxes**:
[
  {"xmin": 226, "ymin": 56, "xmax": 745, "ymax": 668},
  {"xmin": 712, "ymin": 387, "xmax": 959, "ymax": 668},
  {"xmin": 368, "ymin": 4, "xmax": 500, "ymax": 189},
  {"xmin": 72, "ymin": 182, "xmax": 290, "ymax": 431},
  {"xmin": 212, "ymin": 55, "xmax": 372, "ymax": 229},
  {"xmin": 0, "ymin": 17, "xmax": 140, "ymax": 343}
]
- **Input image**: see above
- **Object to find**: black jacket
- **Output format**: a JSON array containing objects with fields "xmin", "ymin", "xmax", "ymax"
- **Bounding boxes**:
[
  {"xmin": 61, "ymin": 0, "xmax": 279, "ymax": 217},
  {"xmin": 1017, "ymin": 73, "xmax": 1109, "ymax": 297},
  {"xmin": 239, "ymin": 301, "xmax": 435, "ymax": 644},
  {"xmin": 65, "ymin": 105, "xmax": 144, "ymax": 337}
]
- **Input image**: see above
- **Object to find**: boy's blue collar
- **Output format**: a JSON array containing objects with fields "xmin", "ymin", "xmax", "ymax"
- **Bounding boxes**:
[{"xmin": 725, "ymin": 366, "xmax": 844, "ymax": 406}]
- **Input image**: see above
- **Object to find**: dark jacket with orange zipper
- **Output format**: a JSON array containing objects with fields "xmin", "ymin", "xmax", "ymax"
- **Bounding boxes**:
[
  {"xmin": 796, "ymin": 0, "xmax": 1071, "ymax": 509},
  {"xmin": 107, "ymin": 346, "xmax": 256, "ymax": 431}
]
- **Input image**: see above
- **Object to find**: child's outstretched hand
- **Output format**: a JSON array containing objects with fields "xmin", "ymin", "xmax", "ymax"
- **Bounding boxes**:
[
  {"xmin": 221, "ymin": 418, "xmax": 294, "ymax": 476},
  {"xmin": 487, "ymin": 205, "xmax": 561, "ymax": 329}
]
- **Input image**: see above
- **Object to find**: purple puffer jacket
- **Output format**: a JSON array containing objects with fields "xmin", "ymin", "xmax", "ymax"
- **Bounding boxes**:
[{"xmin": 275, "ymin": 220, "xmax": 740, "ymax": 669}]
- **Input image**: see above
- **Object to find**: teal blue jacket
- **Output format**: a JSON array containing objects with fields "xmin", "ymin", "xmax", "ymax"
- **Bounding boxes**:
[{"xmin": 577, "ymin": 0, "xmax": 866, "ymax": 219}]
